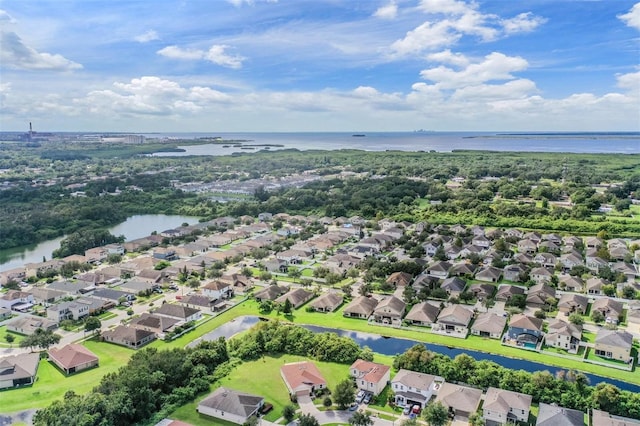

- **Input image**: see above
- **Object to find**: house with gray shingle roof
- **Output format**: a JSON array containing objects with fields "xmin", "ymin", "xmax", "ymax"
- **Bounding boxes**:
[
  {"xmin": 0, "ymin": 353, "xmax": 40, "ymax": 389},
  {"xmin": 343, "ymin": 296, "xmax": 378, "ymax": 319},
  {"xmin": 197, "ymin": 387, "xmax": 264, "ymax": 425},
  {"xmin": 483, "ymin": 387, "xmax": 532, "ymax": 425},
  {"xmin": 558, "ymin": 293, "xmax": 589, "ymax": 315},
  {"xmin": 310, "ymin": 292, "xmax": 343, "ymax": 313},
  {"xmin": 546, "ymin": 319, "xmax": 582, "ymax": 353},
  {"xmin": 435, "ymin": 383, "xmax": 482, "ymax": 419},
  {"xmin": 101, "ymin": 325, "xmax": 156, "ymax": 349},
  {"xmin": 594, "ymin": 329, "xmax": 634, "ymax": 362},
  {"xmin": 433, "ymin": 304, "xmax": 473, "ymax": 338},
  {"xmin": 471, "ymin": 312, "xmax": 506, "ymax": 339},
  {"xmin": 373, "ymin": 296, "xmax": 406, "ymax": 326},
  {"xmin": 536, "ymin": 403, "xmax": 584, "ymax": 426},
  {"xmin": 405, "ymin": 302, "xmax": 440, "ymax": 327},
  {"xmin": 275, "ymin": 288, "xmax": 314, "ymax": 309},
  {"xmin": 254, "ymin": 285, "xmax": 288, "ymax": 302},
  {"xmin": 391, "ymin": 369, "xmax": 443, "ymax": 409}
]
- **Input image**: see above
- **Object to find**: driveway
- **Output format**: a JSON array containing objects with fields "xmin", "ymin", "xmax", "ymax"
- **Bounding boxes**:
[{"xmin": 296, "ymin": 397, "xmax": 396, "ymax": 426}]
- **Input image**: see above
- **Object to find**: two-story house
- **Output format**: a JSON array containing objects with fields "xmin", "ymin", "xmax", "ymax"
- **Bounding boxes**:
[
  {"xmin": 350, "ymin": 359, "xmax": 390, "ymax": 396},
  {"xmin": 483, "ymin": 387, "xmax": 532, "ymax": 425},
  {"xmin": 391, "ymin": 369, "xmax": 443, "ymax": 409}
]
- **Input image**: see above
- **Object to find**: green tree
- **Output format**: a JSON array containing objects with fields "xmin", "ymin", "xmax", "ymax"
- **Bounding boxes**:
[
  {"xmin": 20, "ymin": 328, "xmax": 61, "ymax": 351},
  {"xmin": 568, "ymin": 313, "xmax": 584, "ymax": 326},
  {"xmin": 241, "ymin": 267, "xmax": 253, "ymax": 278},
  {"xmin": 333, "ymin": 378, "xmax": 356, "ymax": 409},
  {"xmin": 5, "ymin": 333, "xmax": 15, "ymax": 347},
  {"xmin": 288, "ymin": 267, "xmax": 302, "ymax": 282},
  {"xmin": 349, "ymin": 411, "xmax": 374, "ymax": 426},
  {"xmin": 423, "ymin": 401, "xmax": 448, "ymax": 426},
  {"xmin": 3, "ymin": 280, "xmax": 20, "ymax": 290},
  {"xmin": 282, "ymin": 298, "xmax": 293, "ymax": 314},
  {"xmin": 323, "ymin": 396, "xmax": 333, "ymax": 408},
  {"xmin": 84, "ymin": 316, "xmax": 102, "ymax": 334},
  {"xmin": 282, "ymin": 404, "xmax": 296, "ymax": 423},
  {"xmin": 591, "ymin": 310, "xmax": 605, "ymax": 323},
  {"xmin": 298, "ymin": 413, "xmax": 320, "ymax": 426}
]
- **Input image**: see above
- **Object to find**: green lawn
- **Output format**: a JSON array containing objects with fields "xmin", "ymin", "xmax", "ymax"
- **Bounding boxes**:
[
  {"xmin": 171, "ymin": 354, "xmax": 354, "ymax": 424},
  {"xmin": 0, "ymin": 326, "xmax": 26, "ymax": 347},
  {"xmin": 0, "ymin": 338, "xmax": 134, "ymax": 413}
]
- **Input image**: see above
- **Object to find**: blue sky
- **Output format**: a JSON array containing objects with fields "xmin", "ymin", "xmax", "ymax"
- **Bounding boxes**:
[{"xmin": 0, "ymin": 0, "xmax": 638, "ymax": 132}]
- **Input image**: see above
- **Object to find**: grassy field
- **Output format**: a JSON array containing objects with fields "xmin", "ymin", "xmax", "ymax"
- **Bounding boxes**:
[
  {"xmin": 0, "ymin": 326, "xmax": 26, "ymax": 347},
  {"xmin": 0, "ymin": 338, "xmax": 134, "ymax": 413}
]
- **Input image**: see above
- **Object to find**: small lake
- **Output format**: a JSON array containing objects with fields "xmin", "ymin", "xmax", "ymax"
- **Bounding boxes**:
[
  {"xmin": 193, "ymin": 315, "xmax": 640, "ymax": 393},
  {"xmin": 0, "ymin": 214, "xmax": 200, "ymax": 272}
]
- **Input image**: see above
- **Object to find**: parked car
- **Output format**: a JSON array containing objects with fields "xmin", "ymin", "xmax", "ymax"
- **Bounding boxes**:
[
  {"xmin": 411, "ymin": 405, "xmax": 421, "ymax": 415},
  {"xmin": 403, "ymin": 406, "xmax": 411, "ymax": 415},
  {"xmin": 363, "ymin": 393, "xmax": 373, "ymax": 404},
  {"xmin": 349, "ymin": 403, "xmax": 359, "ymax": 411},
  {"xmin": 355, "ymin": 390, "xmax": 365, "ymax": 403}
]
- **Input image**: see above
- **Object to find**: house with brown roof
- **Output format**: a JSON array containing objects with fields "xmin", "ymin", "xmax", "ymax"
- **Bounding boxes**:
[
  {"xmin": 275, "ymin": 288, "xmax": 314, "ymax": 309},
  {"xmin": 594, "ymin": 329, "xmax": 634, "ymax": 362},
  {"xmin": 350, "ymin": 359, "xmax": 390, "ymax": 396},
  {"xmin": 197, "ymin": 387, "xmax": 264, "ymax": 425},
  {"xmin": 468, "ymin": 283, "xmax": 495, "ymax": 300},
  {"xmin": 440, "ymin": 277, "xmax": 466, "ymax": 296},
  {"xmin": 280, "ymin": 361, "xmax": 327, "ymax": 397},
  {"xmin": 530, "ymin": 267, "xmax": 554, "ymax": 284},
  {"xmin": 471, "ymin": 312, "xmax": 506, "ymax": 339},
  {"xmin": 434, "ymin": 383, "xmax": 482, "ymax": 419},
  {"xmin": 6, "ymin": 315, "xmax": 58, "ymax": 335},
  {"xmin": 426, "ymin": 261, "xmax": 452, "ymax": 279},
  {"xmin": 404, "ymin": 302, "xmax": 440, "ymax": 327},
  {"xmin": 474, "ymin": 266, "xmax": 503, "ymax": 283},
  {"xmin": 202, "ymin": 280, "xmax": 233, "ymax": 301},
  {"xmin": 506, "ymin": 314, "xmax": 544, "ymax": 349},
  {"xmin": 448, "ymin": 262, "xmax": 477, "ymax": 278},
  {"xmin": 503, "ymin": 264, "xmax": 527, "ymax": 282},
  {"xmin": 526, "ymin": 283, "xmax": 556, "ymax": 308},
  {"xmin": 560, "ymin": 275, "xmax": 584, "ymax": 292},
  {"xmin": 591, "ymin": 409, "xmax": 640, "ymax": 426},
  {"xmin": 0, "ymin": 353, "xmax": 40, "ymax": 389},
  {"xmin": 591, "ymin": 298, "xmax": 624, "ymax": 324},
  {"xmin": 153, "ymin": 304, "xmax": 201, "ymax": 323},
  {"xmin": 130, "ymin": 313, "xmax": 180, "ymax": 338},
  {"xmin": 254, "ymin": 285, "xmax": 288, "ymax": 302},
  {"xmin": 391, "ymin": 369, "xmax": 443, "ymax": 409},
  {"xmin": 546, "ymin": 319, "xmax": 582, "ymax": 353},
  {"xmin": 179, "ymin": 294, "xmax": 215, "ymax": 311},
  {"xmin": 386, "ymin": 272, "xmax": 413, "ymax": 288},
  {"xmin": 433, "ymin": 304, "xmax": 473, "ymax": 338},
  {"xmin": 372, "ymin": 296, "xmax": 406, "ymax": 326},
  {"xmin": 102, "ymin": 325, "xmax": 156, "ymax": 349},
  {"xmin": 483, "ymin": 387, "xmax": 532, "ymax": 425},
  {"xmin": 495, "ymin": 284, "xmax": 525, "ymax": 302},
  {"xmin": 343, "ymin": 296, "xmax": 378, "ymax": 319},
  {"xmin": 310, "ymin": 292, "xmax": 343, "ymax": 313},
  {"xmin": 558, "ymin": 293, "xmax": 589, "ymax": 316},
  {"xmin": 48, "ymin": 344, "xmax": 99, "ymax": 375}
]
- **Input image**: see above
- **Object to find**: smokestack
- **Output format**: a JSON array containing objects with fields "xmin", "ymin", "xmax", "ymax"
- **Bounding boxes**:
[{"xmin": 30, "ymin": 122, "xmax": 32, "ymax": 132}]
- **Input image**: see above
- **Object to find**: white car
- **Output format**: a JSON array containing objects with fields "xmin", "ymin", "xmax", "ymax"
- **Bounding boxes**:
[{"xmin": 355, "ymin": 390, "xmax": 365, "ymax": 403}]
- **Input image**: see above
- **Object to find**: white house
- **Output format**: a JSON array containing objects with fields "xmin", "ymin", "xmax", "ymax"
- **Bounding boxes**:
[{"xmin": 197, "ymin": 387, "xmax": 264, "ymax": 425}]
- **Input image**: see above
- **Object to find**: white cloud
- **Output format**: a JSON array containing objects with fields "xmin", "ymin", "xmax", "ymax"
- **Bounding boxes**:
[
  {"xmin": 420, "ymin": 52, "xmax": 528, "ymax": 88},
  {"xmin": 0, "ymin": 9, "xmax": 16, "ymax": 24},
  {"xmin": 227, "ymin": 0, "xmax": 278, "ymax": 6},
  {"xmin": 391, "ymin": 1, "xmax": 545, "ymax": 56},
  {"xmin": 157, "ymin": 44, "xmax": 245, "ymax": 68},
  {"xmin": 205, "ymin": 45, "xmax": 245, "ymax": 69},
  {"xmin": 426, "ymin": 49, "xmax": 469, "ymax": 66},
  {"xmin": 134, "ymin": 30, "xmax": 159, "ymax": 43},
  {"xmin": 0, "ymin": 31, "xmax": 82, "ymax": 71},
  {"xmin": 616, "ymin": 70, "xmax": 640, "ymax": 92},
  {"xmin": 501, "ymin": 12, "xmax": 546, "ymax": 34},
  {"xmin": 618, "ymin": 2, "xmax": 640, "ymax": 31},
  {"xmin": 374, "ymin": 2, "xmax": 398, "ymax": 19}
]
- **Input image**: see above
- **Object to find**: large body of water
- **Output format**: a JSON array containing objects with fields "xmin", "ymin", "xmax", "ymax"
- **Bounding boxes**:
[
  {"xmin": 192, "ymin": 315, "xmax": 640, "ymax": 393},
  {"xmin": 148, "ymin": 132, "xmax": 640, "ymax": 155},
  {"xmin": 0, "ymin": 214, "xmax": 198, "ymax": 272}
]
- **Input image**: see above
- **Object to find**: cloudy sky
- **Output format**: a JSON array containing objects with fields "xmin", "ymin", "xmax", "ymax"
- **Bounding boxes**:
[{"xmin": 1, "ymin": 0, "xmax": 639, "ymax": 132}]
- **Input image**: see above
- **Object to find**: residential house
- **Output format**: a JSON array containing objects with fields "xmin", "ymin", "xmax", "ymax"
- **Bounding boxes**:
[
  {"xmin": 518, "ymin": 239, "xmax": 538, "ymax": 255},
  {"xmin": 512, "ymin": 253, "xmax": 534, "ymax": 265},
  {"xmin": 586, "ymin": 278, "xmax": 607, "ymax": 295},
  {"xmin": 197, "ymin": 387, "xmax": 264, "ymax": 425},
  {"xmin": 276, "ymin": 248, "xmax": 312, "ymax": 264},
  {"xmin": 440, "ymin": 277, "xmax": 467, "ymax": 296},
  {"xmin": 275, "ymin": 288, "xmax": 314, "ymax": 309},
  {"xmin": 372, "ymin": 296, "xmax": 406, "ymax": 326},
  {"xmin": 46, "ymin": 300, "xmax": 90, "ymax": 322},
  {"xmin": 467, "ymin": 283, "xmax": 495, "ymax": 300},
  {"xmin": 101, "ymin": 325, "xmax": 156, "ymax": 349},
  {"xmin": 343, "ymin": 296, "xmax": 379, "ymax": 319},
  {"xmin": 471, "ymin": 312, "xmax": 506, "ymax": 339},
  {"xmin": 130, "ymin": 313, "xmax": 179, "ymax": 338},
  {"xmin": 0, "ymin": 308, "xmax": 11, "ymax": 321},
  {"xmin": 503, "ymin": 264, "xmax": 527, "ymax": 282},
  {"xmin": 92, "ymin": 288, "xmax": 134, "ymax": 303},
  {"xmin": 563, "ymin": 235, "xmax": 583, "ymax": 249},
  {"xmin": 546, "ymin": 319, "xmax": 582, "ymax": 353},
  {"xmin": 0, "ymin": 267, "xmax": 26, "ymax": 286},
  {"xmin": 0, "ymin": 353, "xmax": 40, "ymax": 389},
  {"xmin": 391, "ymin": 369, "xmax": 443, "ymax": 409},
  {"xmin": 558, "ymin": 293, "xmax": 589, "ymax": 316},
  {"xmin": 611, "ymin": 262, "xmax": 638, "ymax": 280},
  {"xmin": 218, "ymin": 273, "xmax": 254, "ymax": 294},
  {"xmin": 560, "ymin": 276, "xmax": 584, "ymax": 292},
  {"xmin": 404, "ymin": 302, "xmax": 440, "ymax": 327},
  {"xmin": 560, "ymin": 252, "xmax": 584, "ymax": 270},
  {"xmin": 592, "ymin": 409, "xmax": 640, "ymax": 426},
  {"xmin": 530, "ymin": 267, "xmax": 554, "ymax": 284},
  {"xmin": 202, "ymin": 280, "xmax": 233, "ymax": 301},
  {"xmin": 280, "ymin": 361, "xmax": 327, "ymax": 397},
  {"xmin": 179, "ymin": 294, "xmax": 215, "ymax": 311},
  {"xmin": 536, "ymin": 403, "xmax": 584, "ymax": 426},
  {"xmin": 507, "ymin": 314, "xmax": 544, "ymax": 348},
  {"xmin": 526, "ymin": 283, "xmax": 556, "ymax": 308},
  {"xmin": 426, "ymin": 261, "xmax": 452, "ymax": 279},
  {"xmin": 254, "ymin": 285, "xmax": 288, "ymax": 302},
  {"xmin": 433, "ymin": 304, "xmax": 473, "ymax": 337},
  {"xmin": 483, "ymin": 387, "xmax": 532, "ymax": 425},
  {"xmin": 120, "ymin": 280, "xmax": 154, "ymax": 295},
  {"xmin": 448, "ymin": 262, "xmax": 477, "ymax": 278},
  {"xmin": 533, "ymin": 253, "xmax": 557, "ymax": 268},
  {"xmin": 264, "ymin": 258, "xmax": 289, "ymax": 273},
  {"xmin": 84, "ymin": 247, "xmax": 109, "ymax": 263},
  {"xmin": 6, "ymin": 315, "xmax": 58, "ymax": 335},
  {"xmin": 386, "ymin": 272, "xmax": 413, "ymax": 288},
  {"xmin": 523, "ymin": 232, "xmax": 542, "ymax": 244},
  {"xmin": 153, "ymin": 247, "xmax": 178, "ymax": 261},
  {"xmin": 472, "ymin": 235, "xmax": 491, "ymax": 248},
  {"xmin": 586, "ymin": 255, "xmax": 608, "ymax": 273},
  {"xmin": 591, "ymin": 298, "xmax": 623, "ymax": 324},
  {"xmin": 47, "ymin": 280, "xmax": 95, "ymax": 296},
  {"xmin": 0, "ymin": 290, "xmax": 34, "ymax": 311},
  {"xmin": 495, "ymin": 284, "xmax": 525, "ymax": 302},
  {"xmin": 474, "ymin": 266, "xmax": 503, "ymax": 283},
  {"xmin": 310, "ymin": 292, "xmax": 343, "ymax": 313},
  {"xmin": 48, "ymin": 344, "xmax": 99, "ymax": 375},
  {"xmin": 153, "ymin": 304, "xmax": 201, "ymax": 323},
  {"xmin": 350, "ymin": 359, "xmax": 390, "ymax": 396},
  {"xmin": 434, "ymin": 383, "xmax": 482, "ymax": 419},
  {"xmin": 594, "ymin": 329, "xmax": 634, "ymax": 362}
]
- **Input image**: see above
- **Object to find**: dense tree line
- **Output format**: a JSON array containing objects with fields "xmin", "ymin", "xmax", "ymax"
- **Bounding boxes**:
[
  {"xmin": 33, "ymin": 340, "xmax": 229, "ymax": 426},
  {"xmin": 227, "ymin": 320, "xmax": 365, "ymax": 364},
  {"xmin": 52, "ymin": 230, "xmax": 124, "ymax": 258},
  {"xmin": 394, "ymin": 344, "xmax": 640, "ymax": 420}
]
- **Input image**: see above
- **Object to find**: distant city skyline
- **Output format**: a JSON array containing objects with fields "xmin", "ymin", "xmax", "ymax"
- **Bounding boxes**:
[{"xmin": 0, "ymin": 0, "xmax": 639, "ymax": 132}]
